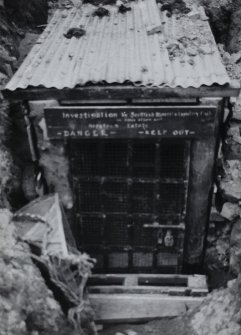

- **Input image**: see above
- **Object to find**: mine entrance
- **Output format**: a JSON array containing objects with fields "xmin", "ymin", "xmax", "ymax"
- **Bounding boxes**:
[{"xmin": 69, "ymin": 139, "xmax": 190, "ymax": 273}]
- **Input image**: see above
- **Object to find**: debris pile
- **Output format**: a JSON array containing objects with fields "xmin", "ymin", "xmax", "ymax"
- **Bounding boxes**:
[
  {"xmin": 6, "ymin": 194, "xmax": 96, "ymax": 335},
  {"xmin": 191, "ymin": 276, "xmax": 241, "ymax": 335},
  {"xmin": 158, "ymin": 0, "xmax": 191, "ymax": 16},
  {"xmin": 93, "ymin": 6, "xmax": 110, "ymax": 17},
  {"xmin": 117, "ymin": 2, "xmax": 132, "ymax": 13},
  {"xmin": 64, "ymin": 27, "xmax": 86, "ymax": 39},
  {"xmin": 0, "ymin": 208, "xmax": 78, "ymax": 335}
]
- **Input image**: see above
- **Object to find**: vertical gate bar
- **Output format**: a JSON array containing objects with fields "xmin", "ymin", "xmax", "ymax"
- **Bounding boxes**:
[
  {"xmin": 177, "ymin": 140, "xmax": 191, "ymax": 272},
  {"xmin": 98, "ymin": 140, "xmax": 108, "ymax": 271},
  {"xmin": 153, "ymin": 140, "xmax": 161, "ymax": 270},
  {"xmin": 127, "ymin": 140, "xmax": 133, "ymax": 270},
  {"xmin": 68, "ymin": 141, "xmax": 78, "ymax": 244},
  {"xmin": 74, "ymin": 141, "xmax": 84, "ymax": 249},
  {"xmin": 182, "ymin": 140, "xmax": 191, "ymax": 220},
  {"xmin": 154, "ymin": 141, "xmax": 160, "ymax": 216}
]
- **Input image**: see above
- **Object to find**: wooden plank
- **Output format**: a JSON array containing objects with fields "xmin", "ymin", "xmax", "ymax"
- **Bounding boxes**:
[
  {"xmin": 89, "ymin": 273, "xmax": 207, "ymax": 281},
  {"xmin": 89, "ymin": 293, "xmax": 204, "ymax": 323},
  {"xmin": 138, "ymin": 276, "xmax": 188, "ymax": 286},
  {"xmin": 88, "ymin": 276, "xmax": 125, "ymax": 286},
  {"xmin": 3, "ymin": 81, "xmax": 240, "ymax": 100},
  {"xmin": 61, "ymin": 98, "xmax": 198, "ymax": 105},
  {"xmin": 87, "ymin": 274, "xmax": 208, "ymax": 295},
  {"xmin": 124, "ymin": 275, "xmax": 138, "ymax": 286},
  {"xmin": 191, "ymin": 288, "xmax": 209, "ymax": 297},
  {"xmin": 88, "ymin": 285, "xmax": 183, "ymax": 294},
  {"xmin": 88, "ymin": 285, "xmax": 208, "ymax": 296},
  {"xmin": 43, "ymin": 106, "xmax": 217, "ymax": 139},
  {"xmin": 188, "ymin": 275, "xmax": 208, "ymax": 289},
  {"xmin": 183, "ymin": 101, "xmax": 223, "ymax": 267}
]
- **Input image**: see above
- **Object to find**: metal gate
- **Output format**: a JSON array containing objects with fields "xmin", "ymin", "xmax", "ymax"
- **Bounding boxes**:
[{"xmin": 69, "ymin": 139, "xmax": 190, "ymax": 273}]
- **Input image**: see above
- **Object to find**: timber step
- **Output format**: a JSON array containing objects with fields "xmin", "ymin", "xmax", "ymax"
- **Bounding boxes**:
[{"xmin": 88, "ymin": 274, "xmax": 208, "ymax": 323}]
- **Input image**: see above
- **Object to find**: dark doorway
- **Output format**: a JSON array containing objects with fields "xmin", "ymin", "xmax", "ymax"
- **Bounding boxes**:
[{"xmin": 69, "ymin": 139, "xmax": 190, "ymax": 273}]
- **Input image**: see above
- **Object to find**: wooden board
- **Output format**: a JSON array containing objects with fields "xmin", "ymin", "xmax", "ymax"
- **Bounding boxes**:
[
  {"xmin": 44, "ymin": 106, "xmax": 216, "ymax": 139},
  {"xmin": 184, "ymin": 102, "xmax": 222, "ymax": 266},
  {"xmin": 88, "ymin": 273, "xmax": 208, "ymax": 322},
  {"xmin": 89, "ymin": 294, "xmax": 204, "ymax": 323},
  {"xmin": 87, "ymin": 274, "xmax": 208, "ymax": 295}
]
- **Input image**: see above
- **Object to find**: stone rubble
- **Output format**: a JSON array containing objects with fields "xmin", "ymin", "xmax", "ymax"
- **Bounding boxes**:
[
  {"xmin": 0, "ymin": 209, "xmax": 79, "ymax": 335},
  {"xmin": 191, "ymin": 276, "xmax": 241, "ymax": 335}
]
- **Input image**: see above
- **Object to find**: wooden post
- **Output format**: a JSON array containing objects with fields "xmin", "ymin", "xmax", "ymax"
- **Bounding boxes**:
[
  {"xmin": 28, "ymin": 100, "xmax": 74, "ymax": 210},
  {"xmin": 183, "ymin": 99, "xmax": 224, "ymax": 270}
]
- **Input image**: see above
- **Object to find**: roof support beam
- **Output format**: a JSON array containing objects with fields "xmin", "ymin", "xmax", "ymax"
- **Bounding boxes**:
[{"xmin": 3, "ymin": 81, "xmax": 240, "ymax": 101}]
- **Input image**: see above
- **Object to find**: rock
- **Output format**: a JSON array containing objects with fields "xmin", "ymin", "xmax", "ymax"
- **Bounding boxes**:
[
  {"xmin": 22, "ymin": 164, "xmax": 38, "ymax": 201},
  {"xmin": 199, "ymin": 6, "xmax": 208, "ymax": 21},
  {"xmin": 228, "ymin": 8, "xmax": 241, "ymax": 53},
  {"xmin": 224, "ymin": 138, "xmax": 241, "ymax": 160},
  {"xmin": 188, "ymin": 58, "xmax": 195, "ymax": 65},
  {"xmin": 187, "ymin": 10, "xmax": 200, "ymax": 20},
  {"xmin": 227, "ymin": 278, "xmax": 236, "ymax": 289},
  {"xmin": 191, "ymin": 275, "xmax": 241, "ymax": 335},
  {"xmin": 147, "ymin": 25, "xmax": 163, "ymax": 35},
  {"xmin": 46, "ymin": 297, "xmax": 60, "ymax": 310},
  {"xmin": 227, "ymin": 125, "xmax": 240, "ymax": 137},
  {"xmin": 220, "ymin": 202, "xmax": 240, "ymax": 221},
  {"xmin": 4, "ymin": 63, "xmax": 13, "ymax": 77},
  {"xmin": 230, "ymin": 51, "xmax": 241, "ymax": 64},
  {"xmin": 0, "ymin": 208, "xmax": 12, "ymax": 226},
  {"xmin": 116, "ymin": 0, "xmax": 123, "ymax": 6},
  {"xmin": 233, "ymin": 135, "xmax": 241, "ymax": 145},
  {"xmin": 222, "ymin": 51, "xmax": 231, "ymax": 63},
  {"xmin": 125, "ymin": 330, "xmax": 138, "ymax": 335},
  {"xmin": 230, "ymin": 219, "xmax": 241, "ymax": 275},
  {"xmin": 218, "ymin": 43, "xmax": 225, "ymax": 55},
  {"xmin": 233, "ymin": 106, "xmax": 241, "ymax": 122},
  {"xmin": 220, "ymin": 180, "xmax": 241, "ymax": 202},
  {"xmin": 187, "ymin": 46, "xmax": 198, "ymax": 56},
  {"xmin": 225, "ymin": 160, "xmax": 241, "ymax": 178},
  {"xmin": 209, "ymin": 207, "xmax": 226, "ymax": 223}
]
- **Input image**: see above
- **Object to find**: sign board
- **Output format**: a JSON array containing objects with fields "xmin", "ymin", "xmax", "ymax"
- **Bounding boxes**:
[{"xmin": 44, "ymin": 106, "xmax": 216, "ymax": 139}]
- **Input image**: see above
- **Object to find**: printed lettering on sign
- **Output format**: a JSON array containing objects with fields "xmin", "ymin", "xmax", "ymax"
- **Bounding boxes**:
[{"xmin": 44, "ymin": 106, "xmax": 216, "ymax": 139}]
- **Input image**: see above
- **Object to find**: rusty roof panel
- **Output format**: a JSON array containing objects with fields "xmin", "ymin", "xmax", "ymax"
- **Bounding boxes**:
[{"xmin": 5, "ymin": 0, "xmax": 230, "ymax": 91}]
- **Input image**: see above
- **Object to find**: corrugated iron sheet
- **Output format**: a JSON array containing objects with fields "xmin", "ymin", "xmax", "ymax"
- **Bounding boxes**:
[{"xmin": 5, "ymin": 0, "xmax": 230, "ymax": 91}]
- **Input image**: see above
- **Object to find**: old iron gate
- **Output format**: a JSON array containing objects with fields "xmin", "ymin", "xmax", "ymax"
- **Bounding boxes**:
[{"xmin": 69, "ymin": 139, "xmax": 190, "ymax": 273}]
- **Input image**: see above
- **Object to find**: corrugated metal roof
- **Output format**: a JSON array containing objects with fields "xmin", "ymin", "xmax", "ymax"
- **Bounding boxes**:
[{"xmin": 5, "ymin": 0, "xmax": 230, "ymax": 91}]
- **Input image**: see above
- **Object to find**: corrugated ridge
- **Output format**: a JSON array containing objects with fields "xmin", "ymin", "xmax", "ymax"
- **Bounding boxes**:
[{"xmin": 5, "ymin": 0, "xmax": 230, "ymax": 91}]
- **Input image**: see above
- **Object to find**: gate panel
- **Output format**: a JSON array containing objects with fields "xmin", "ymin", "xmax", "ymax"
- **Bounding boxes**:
[{"xmin": 69, "ymin": 139, "xmax": 190, "ymax": 273}]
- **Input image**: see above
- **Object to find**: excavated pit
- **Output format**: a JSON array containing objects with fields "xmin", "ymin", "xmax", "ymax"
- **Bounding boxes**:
[{"xmin": 1, "ymin": 0, "xmax": 241, "ymax": 334}]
